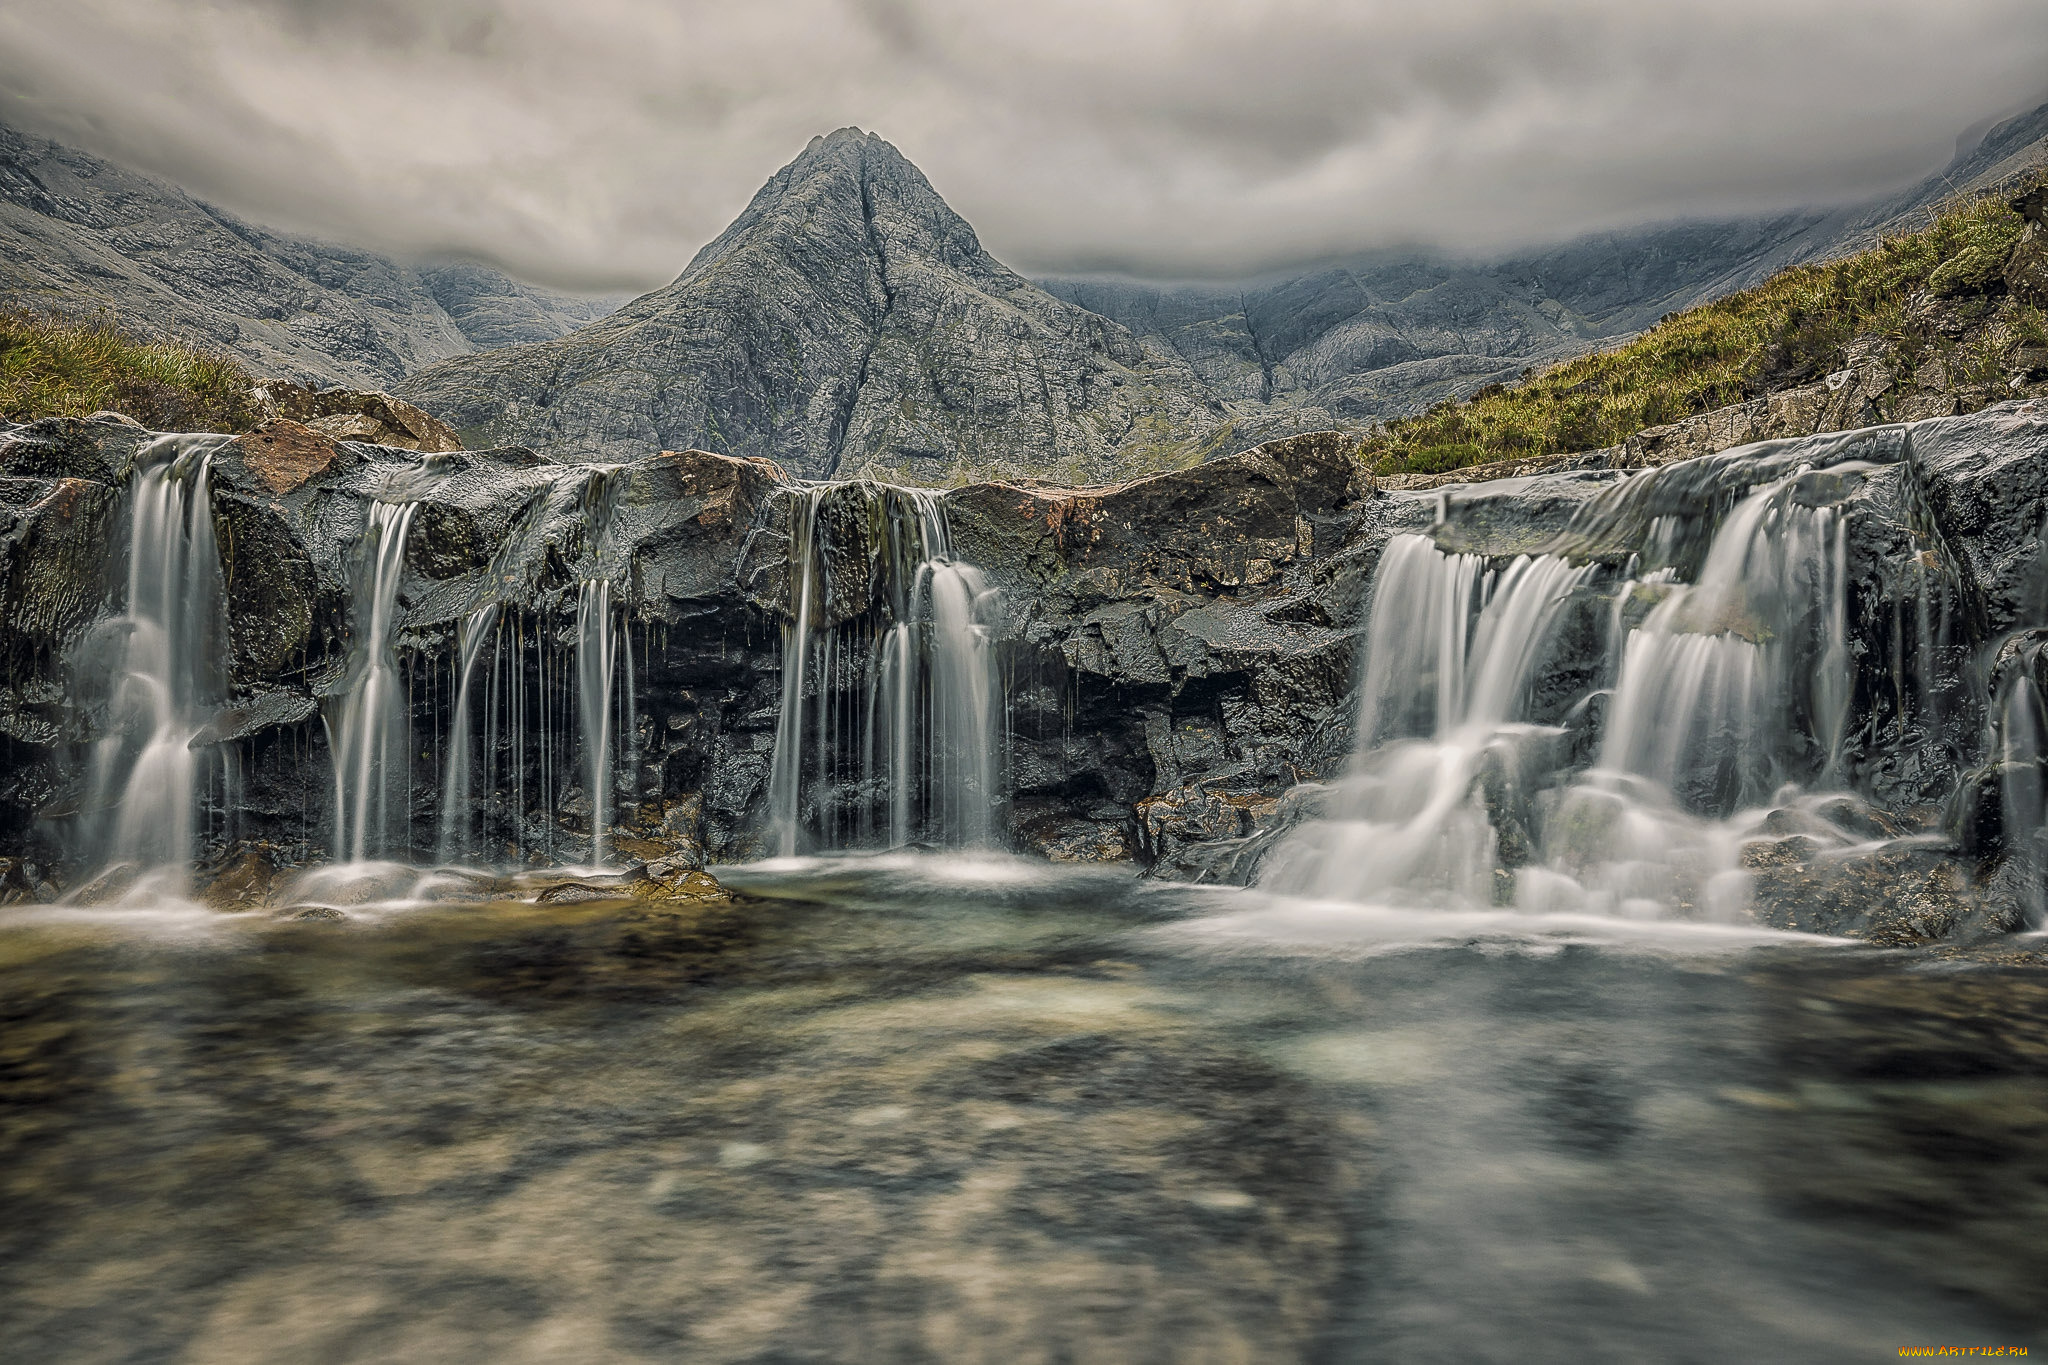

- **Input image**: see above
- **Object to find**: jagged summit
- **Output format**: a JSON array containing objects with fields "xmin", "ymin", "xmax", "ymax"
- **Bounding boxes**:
[{"xmin": 396, "ymin": 131, "xmax": 1247, "ymax": 482}]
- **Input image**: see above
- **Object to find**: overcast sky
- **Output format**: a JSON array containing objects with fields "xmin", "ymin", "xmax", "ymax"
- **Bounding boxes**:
[{"xmin": 3, "ymin": 0, "xmax": 2046, "ymax": 292}]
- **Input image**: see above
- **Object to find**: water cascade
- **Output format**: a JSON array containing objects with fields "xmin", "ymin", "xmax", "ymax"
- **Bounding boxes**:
[
  {"xmin": 576, "ymin": 578, "xmax": 622, "ymax": 867},
  {"xmin": 84, "ymin": 437, "xmax": 232, "ymax": 883},
  {"xmin": 768, "ymin": 483, "xmax": 1002, "ymax": 855},
  {"xmin": 435, "ymin": 603, "xmax": 499, "ymax": 863},
  {"xmin": 328, "ymin": 501, "xmax": 419, "ymax": 863},
  {"xmin": 1263, "ymin": 450, "xmax": 1904, "ymax": 924},
  {"xmin": 1598, "ymin": 468, "xmax": 1853, "ymax": 807},
  {"xmin": 424, "ymin": 466, "xmax": 633, "ymax": 867},
  {"xmin": 1260, "ymin": 537, "xmax": 1593, "ymax": 905},
  {"xmin": 1997, "ymin": 674, "xmax": 2046, "ymax": 928},
  {"xmin": 1982, "ymin": 631, "xmax": 2048, "ymax": 930}
]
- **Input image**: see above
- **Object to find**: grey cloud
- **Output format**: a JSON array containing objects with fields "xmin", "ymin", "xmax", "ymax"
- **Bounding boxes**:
[{"xmin": 0, "ymin": 0, "xmax": 2044, "ymax": 291}]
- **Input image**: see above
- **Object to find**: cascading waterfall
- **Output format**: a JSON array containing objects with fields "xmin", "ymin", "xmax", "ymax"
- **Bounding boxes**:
[
  {"xmin": 328, "ymin": 501, "xmax": 419, "ymax": 863},
  {"xmin": 435, "ymin": 603, "xmax": 499, "ymax": 863},
  {"xmin": 1997, "ymin": 675, "xmax": 2046, "ymax": 928},
  {"xmin": 768, "ymin": 483, "xmax": 1002, "ymax": 855},
  {"xmin": 430, "ymin": 467, "xmax": 631, "ymax": 867},
  {"xmin": 576, "ymin": 578, "xmax": 619, "ymax": 867},
  {"xmin": 84, "ymin": 438, "xmax": 231, "ymax": 882},
  {"xmin": 1598, "ymin": 470, "xmax": 1854, "ymax": 807},
  {"xmin": 1260, "ymin": 537, "xmax": 1592, "ymax": 905},
  {"xmin": 1263, "ymin": 457, "xmax": 1874, "ymax": 923}
]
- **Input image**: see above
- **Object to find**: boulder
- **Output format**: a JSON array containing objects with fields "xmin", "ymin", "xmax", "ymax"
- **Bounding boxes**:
[
  {"xmin": 249, "ymin": 380, "xmax": 463, "ymax": 453},
  {"xmin": 2005, "ymin": 225, "xmax": 2048, "ymax": 309}
]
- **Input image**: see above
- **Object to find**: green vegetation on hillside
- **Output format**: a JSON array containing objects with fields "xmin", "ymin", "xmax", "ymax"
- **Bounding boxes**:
[
  {"xmin": 1366, "ymin": 174, "xmax": 2048, "ymax": 477},
  {"xmin": 0, "ymin": 311, "xmax": 259, "ymax": 432}
]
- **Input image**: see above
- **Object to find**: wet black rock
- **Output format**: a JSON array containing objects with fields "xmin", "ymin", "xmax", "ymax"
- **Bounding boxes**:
[{"xmin": 7, "ymin": 401, "xmax": 2048, "ymax": 946}]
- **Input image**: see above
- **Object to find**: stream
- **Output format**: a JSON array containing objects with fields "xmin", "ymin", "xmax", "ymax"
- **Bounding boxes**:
[{"xmin": 3, "ymin": 856, "xmax": 2041, "ymax": 1362}]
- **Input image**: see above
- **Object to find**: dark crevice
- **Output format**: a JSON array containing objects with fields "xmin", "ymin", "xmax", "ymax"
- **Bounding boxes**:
[
  {"xmin": 1239, "ymin": 291, "xmax": 1276, "ymax": 403},
  {"xmin": 825, "ymin": 150, "xmax": 900, "ymax": 479}
]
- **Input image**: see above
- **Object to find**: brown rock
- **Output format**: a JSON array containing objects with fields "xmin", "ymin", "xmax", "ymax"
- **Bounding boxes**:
[
  {"xmin": 198, "ymin": 844, "xmax": 280, "ymax": 910},
  {"xmin": 634, "ymin": 862, "xmax": 729, "ymax": 902},
  {"xmin": 248, "ymin": 380, "xmax": 463, "ymax": 453},
  {"xmin": 945, "ymin": 430, "xmax": 1368, "ymax": 604},
  {"xmin": 231, "ymin": 419, "xmax": 344, "ymax": 495}
]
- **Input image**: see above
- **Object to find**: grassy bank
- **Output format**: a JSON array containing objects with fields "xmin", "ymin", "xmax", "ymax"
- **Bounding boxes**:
[
  {"xmin": 0, "ymin": 311, "xmax": 258, "ymax": 432},
  {"xmin": 1366, "ymin": 174, "xmax": 2048, "ymax": 477}
]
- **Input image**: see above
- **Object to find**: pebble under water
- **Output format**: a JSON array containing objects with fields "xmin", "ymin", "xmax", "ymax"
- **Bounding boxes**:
[{"xmin": 2, "ymin": 858, "xmax": 2043, "ymax": 1362}]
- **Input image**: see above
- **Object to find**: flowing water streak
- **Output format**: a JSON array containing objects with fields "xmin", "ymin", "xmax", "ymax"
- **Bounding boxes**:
[
  {"xmin": 1998, "ymin": 673, "xmax": 2047, "ymax": 928},
  {"xmin": 767, "ymin": 489, "xmax": 824, "ymax": 856},
  {"xmin": 435, "ymin": 603, "xmax": 499, "ymax": 863},
  {"xmin": 921, "ymin": 555, "xmax": 999, "ymax": 847},
  {"xmin": 1261, "ymin": 537, "xmax": 1591, "ymax": 904},
  {"xmin": 768, "ymin": 483, "xmax": 1002, "ymax": 854},
  {"xmin": 329, "ymin": 501, "xmax": 419, "ymax": 863},
  {"xmin": 1598, "ymin": 472, "xmax": 1853, "ymax": 807},
  {"xmin": 1532, "ymin": 470, "xmax": 1863, "ymax": 921},
  {"xmin": 576, "ymin": 579, "xmax": 618, "ymax": 867},
  {"xmin": 87, "ymin": 438, "xmax": 230, "ymax": 880}
]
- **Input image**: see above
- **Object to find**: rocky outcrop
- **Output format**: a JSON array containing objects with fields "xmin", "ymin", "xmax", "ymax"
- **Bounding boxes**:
[
  {"xmin": 247, "ymin": 381, "xmax": 463, "ymax": 453},
  {"xmin": 1382, "ymin": 313, "xmax": 2048, "ymax": 493},
  {"xmin": 5, "ymin": 403, "xmax": 2048, "ymax": 945}
]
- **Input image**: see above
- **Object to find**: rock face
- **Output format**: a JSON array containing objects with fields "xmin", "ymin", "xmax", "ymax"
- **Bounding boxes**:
[
  {"xmin": 247, "ymin": 381, "xmax": 463, "ymax": 453},
  {"xmin": 398, "ymin": 129, "xmax": 1239, "ymax": 486},
  {"xmin": 4, "ymin": 402, "xmax": 2048, "ymax": 943},
  {"xmin": 0, "ymin": 122, "xmax": 619, "ymax": 387}
]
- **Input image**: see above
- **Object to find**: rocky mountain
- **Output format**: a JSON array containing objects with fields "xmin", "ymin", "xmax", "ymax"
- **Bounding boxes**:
[
  {"xmin": 9, "ymin": 100, "xmax": 2046, "ymax": 480},
  {"xmin": 1044, "ymin": 99, "xmax": 2048, "ymax": 431},
  {"xmin": 397, "ymin": 129, "xmax": 1255, "ymax": 484},
  {"xmin": 0, "ymin": 122, "xmax": 620, "ymax": 388}
]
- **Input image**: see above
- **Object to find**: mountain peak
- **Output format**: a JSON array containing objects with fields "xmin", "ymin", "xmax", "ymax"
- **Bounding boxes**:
[
  {"xmin": 808, "ymin": 125, "xmax": 875, "ymax": 151},
  {"xmin": 675, "ymin": 126, "xmax": 975, "ymax": 289},
  {"xmin": 397, "ymin": 126, "xmax": 1223, "ymax": 483}
]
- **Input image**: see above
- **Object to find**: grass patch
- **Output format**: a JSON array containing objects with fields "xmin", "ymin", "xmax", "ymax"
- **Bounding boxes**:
[
  {"xmin": 1365, "ymin": 173, "xmax": 2048, "ymax": 477},
  {"xmin": 0, "ymin": 311, "xmax": 259, "ymax": 432}
]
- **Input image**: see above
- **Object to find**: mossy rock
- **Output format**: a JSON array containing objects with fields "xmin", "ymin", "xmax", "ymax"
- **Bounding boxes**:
[{"xmin": 1929, "ymin": 245, "xmax": 2010, "ymax": 298}]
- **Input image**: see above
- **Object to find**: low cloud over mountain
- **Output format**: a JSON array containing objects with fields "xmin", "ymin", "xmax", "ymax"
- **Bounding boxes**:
[{"xmin": 3, "ymin": 0, "xmax": 2045, "ymax": 290}]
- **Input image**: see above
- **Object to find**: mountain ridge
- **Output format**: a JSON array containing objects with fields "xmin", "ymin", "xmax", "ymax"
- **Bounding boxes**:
[
  {"xmin": 0, "ymin": 122, "xmax": 622, "ymax": 388},
  {"xmin": 397, "ymin": 128, "xmax": 1267, "ymax": 482}
]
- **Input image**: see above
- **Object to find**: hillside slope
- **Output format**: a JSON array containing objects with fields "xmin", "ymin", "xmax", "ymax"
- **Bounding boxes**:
[
  {"xmin": 0, "ymin": 123, "xmax": 618, "ymax": 388},
  {"xmin": 1044, "ymin": 99, "xmax": 2048, "ymax": 435},
  {"xmin": 1365, "ymin": 172, "xmax": 2048, "ymax": 482}
]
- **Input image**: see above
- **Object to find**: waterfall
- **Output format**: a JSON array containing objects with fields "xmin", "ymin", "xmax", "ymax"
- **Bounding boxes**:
[
  {"xmin": 435, "ymin": 603, "xmax": 499, "ymax": 863},
  {"xmin": 768, "ymin": 483, "xmax": 1002, "ymax": 855},
  {"xmin": 1598, "ymin": 472, "xmax": 1853, "ymax": 809},
  {"xmin": 84, "ymin": 438, "xmax": 230, "ymax": 882},
  {"xmin": 576, "ymin": 579, "xmax": 619, "ymax": 867},
  {"xmin": 1263, "ymin": 462, "xmax": 1869, "ymax": 921},
  {"xmin": 1260, "ymin": 536, "xmax": 1591, "ymax": 905},
  {"xmin": 328, "ymin": 501, "xmax": 419, "ymax": 863}
]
